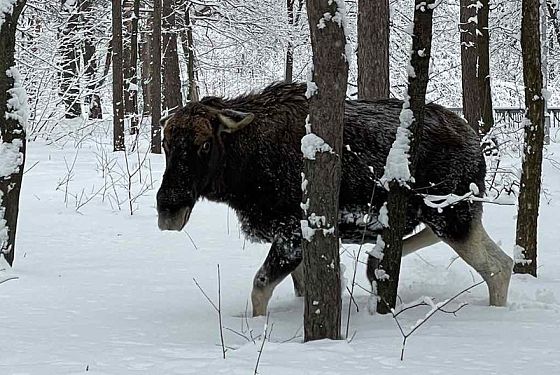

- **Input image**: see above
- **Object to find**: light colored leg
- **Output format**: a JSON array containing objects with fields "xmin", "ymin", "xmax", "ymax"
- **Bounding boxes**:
[
  {"xmin": 402, "ymin": 226, "xmax": 441, "ymax": 256},
  {"xmin": 291, "ymin": 263, "xmax": 304, "ymax": 297},
  {"xmin": 443, "ymin": 219, "xmax": 513, "ymax": 306},
  {"xmin": 251, "ymin": 269, "xmax": 285, "ymax": 317}
]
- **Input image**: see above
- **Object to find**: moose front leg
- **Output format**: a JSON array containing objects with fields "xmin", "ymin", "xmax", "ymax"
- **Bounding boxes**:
[{"xmin": 251, "ymin": 237, "xmax": 302, "ymax": 316}]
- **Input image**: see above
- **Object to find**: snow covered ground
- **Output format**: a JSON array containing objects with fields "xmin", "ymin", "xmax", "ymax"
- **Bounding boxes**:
[{"xmin": 1, "ymin": 133, "xmax": 560, "ymax": 374}]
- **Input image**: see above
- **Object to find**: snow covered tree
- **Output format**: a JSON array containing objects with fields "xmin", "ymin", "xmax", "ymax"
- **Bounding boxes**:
[
  {"xmin": 112, "ymin": 0, "xmax": 125, "ymax": 151},
  {"xmin": 1, "ymin": 0, "xmax": 27, "ymax": 267},
  {"xmin": 357, "ymin": 0, "xmax": 389, "ymax": 99},
  {"xmin": 372, "ymin": 0, "xmax": 435, "ymax": 314},
  {"xmin": 514, "ymin": 0, "xmax": 546, "ymax": 277},
  {"xmin": 151, "ymin": 0, "xmax": 162, "ymax": 154},
  {"xmin": 302, "ymin": 0, "xmax": 348, "ymax": 341}
]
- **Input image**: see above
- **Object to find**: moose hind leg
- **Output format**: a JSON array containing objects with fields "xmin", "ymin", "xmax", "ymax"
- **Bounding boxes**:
[
  {"xmin": 251, "ymin": 238, "xmax": 302, "ymax": 316},
  {"xmin": 442, "ymin": 219, "xmax": 513, "ymax": 306},
  {"xmin": 291, "ymin": 263, "xmax": 305, "ymax": 297}
]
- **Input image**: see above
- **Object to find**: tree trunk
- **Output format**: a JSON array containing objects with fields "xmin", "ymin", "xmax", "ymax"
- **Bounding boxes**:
[
  {"xmin": 0, "ymin": 0, "xmax": 27, "ymax": 267},
  {"xmin": 357, "ymin": 0, "xmax": 389, "ymax": 99},
  {"xmin": 162, "ymin": 0, "xmax": 183, "ymax": 113},
  {"xmin": 460, "ymin": 0, "xmax": 480, "ymax": 134},
  {"xmin": 302, "ymin": 0, "xmax": 349, "ymax": 342},
  {"xmin": 80, "ymin": 0, "xmax": 102, "ymax": 119},
  {"xmin": 514, "ymin": 0, "xmax": 545, "ymax": 277},
  {"xmin": 128, "ymin": 0, "xmax": 141, "ymax": 134},
  {"xmin": 477, "ymin": 0, "xmax": 494, "ymax": 135},
  {"xmin": 373, "ymin": 0, "xmax": 434, "ymax": 314},
  {"xmin": 285, "ymin": 0, "xmax": 303, "ymax": 83},
  {"xmin": 151, "ymin": 0, "xmax": 163, "ymax": 154},
  {"xmin": 140, "ymin": 17, "xmax": 152, "ymax": 114},
  {"xmin": 460, "ymin": 0, "xmax": 494, "ymax": 135},
  {"xmin": 122, "ymin": 1, "xmax": 133, "ymax": 132},
  {"xmin": 180, "ymin": 3, "xmax": 198, "ymax": 101},
  {"xmin": 59, "ymin": 0, "xmax": 82, "ymax": 119},
  {"xmin": 112, "ymin": 0, "xmax": 125, "ymax": 151}
]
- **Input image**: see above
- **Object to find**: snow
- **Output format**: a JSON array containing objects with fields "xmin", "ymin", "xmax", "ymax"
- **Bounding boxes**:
[
  {"xmin": 300, "ymin": 133, "xmax": 333, "ymax": 160},
  {"xmin": 1, "ymin": 139, "xmax": 560, "ymax": 374},
  {"xmin": 5, "ymin": 66, "xmax": 29, "ymax": 129},
  {"xmin": 0, "ymin": 138, "xmax": 23, "ymax": 177}
]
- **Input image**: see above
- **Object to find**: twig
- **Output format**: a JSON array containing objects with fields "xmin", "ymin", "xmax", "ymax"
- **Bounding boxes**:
[
  {"xmin": 254, "ymin": 312, "xmax": 270, "ymax": 375},
  {"xmin": 0, "ymin": 276, "xmax": 19, "ymax": 285},
  {"xmin": 217, "ymin": 264, "xmax": 226, "ymax": 359},
  {"xmin": 389, "ymin": 279, "xmax": 485, "ymax": 360}
]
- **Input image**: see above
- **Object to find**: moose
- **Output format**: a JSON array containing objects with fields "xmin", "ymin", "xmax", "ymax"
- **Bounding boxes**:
[{"xmin": 156, "ymin": 82, "xmax": 513, "ymax": 316}]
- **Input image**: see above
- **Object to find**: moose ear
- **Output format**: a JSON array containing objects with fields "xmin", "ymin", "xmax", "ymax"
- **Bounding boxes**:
[
  {"xmin": 217, "ymin": 109, "xmax": 255, "ymax": 133},
  {"xmin": 160, "ymin": 114, "xmax": 173, "ymax": 128}
]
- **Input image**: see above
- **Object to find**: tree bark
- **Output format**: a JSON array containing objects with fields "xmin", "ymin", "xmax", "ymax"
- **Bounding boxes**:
[
  {"xmin": 0, "ymin": 0, "xmax": 27, "ymax": 267},
  {"xmin": 460, "ymin": 0, "xmax": 480, "ymax": 134},
  {"xmin": 303, "ymin": 0, "xmax": 349, "ymax": 342},
  {"xmin": 460, "ymin": 0, "xmax": 494, "ymax": 135},
  {"xmin": 59, "ymin": 0, "xmax": 82, "ymax": 119},
  {"xmin": 357, "ymin": 0, "xmax": 389, "ymax": 99},
  {"xmin": 127, "ymin": 0, "xmax": 141, "ymax": 134},
  {"xmin": 162, "ymin": 0, "xmax": 183, "ymax": 112},
  {"xmin": 374, "ymin": 0, "xmax": 434, "ymax": 314},
  {"xmin": 151, "ymin": 0, "xmax": 163, "ymax": 154},
  {"xmin": 477, "ymin": 0, "xmax": 494, "ymax": 134},
  {"xmin": 514, "ymin": 0, "xmax": 545, "ymax": 277},
  {"xmin": 141, "ymin": 16, "xmax": 152, "ymax": 114},
  {"xmin": 112, "ymin": 0, "xmax": 126, "ymax": 151},
  {"xmin": 180, "ymin": 3, "xmax": 198, "ymax": 101},
  {"xmin": 285, "ymin": 0, "xmax": 303, "ymax": 83}
]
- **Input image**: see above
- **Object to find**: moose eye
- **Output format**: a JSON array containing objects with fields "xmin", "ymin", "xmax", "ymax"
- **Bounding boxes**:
[{"xmin": 201, "ymin": 141, "xmax": 211, "ymax": 153}]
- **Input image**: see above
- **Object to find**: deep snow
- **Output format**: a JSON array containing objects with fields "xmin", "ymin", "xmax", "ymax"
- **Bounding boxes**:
[{"xmin": 1, "ymin": 133, "xmax": 560, "ymax": 374}]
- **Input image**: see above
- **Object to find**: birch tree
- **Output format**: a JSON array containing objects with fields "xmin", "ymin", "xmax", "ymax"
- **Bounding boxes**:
[
  {"xmin": 1, "ymin": 0, "xmax": 27, "ymax": 267},
  {"xmin": 302, "ymin": 0, "xmax": 348, "ymax": 341}
]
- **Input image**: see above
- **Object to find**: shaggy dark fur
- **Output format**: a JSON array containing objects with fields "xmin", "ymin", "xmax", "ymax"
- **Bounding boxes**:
[{"xmin": 157, "ymin": 82, "xmax": 487, "ymax": 305}]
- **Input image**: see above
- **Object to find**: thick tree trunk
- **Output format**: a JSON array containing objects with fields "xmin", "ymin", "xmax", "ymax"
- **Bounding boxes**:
[
  {"xmin": 112, "ymin": 0, "xmax": 125, "ymax": 151},
  {"xmin": 80, "ymin": 0, "xmax": 102, "ymax": 119},
  {"xmin": 151, "ymin": 0, "xmax": 163, "ymax": 154},
  {"xmin": 357, "ymin": 0, "xmax": 389, "ymax": 99},
  {"xmin": 303, "ymin": 0, "xmax": 349, "ymax": 342},
  {"xmin": 374, "ymin": 0, "xmax": 434, "ymax": 314},
  {"xmin": 0, "ymin": 0, "xmax": 27, "ymax": 267},
  {"xmin": 59, "ymin": 0, "xmax": 82, "ymax": 119},
  {"xmin": 162, "ymin": 0, "xmax": 183, "ymax": 112},
  {"xmin": 514, "ymin": 0, "xmax": 545, "ymax": 277}
]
